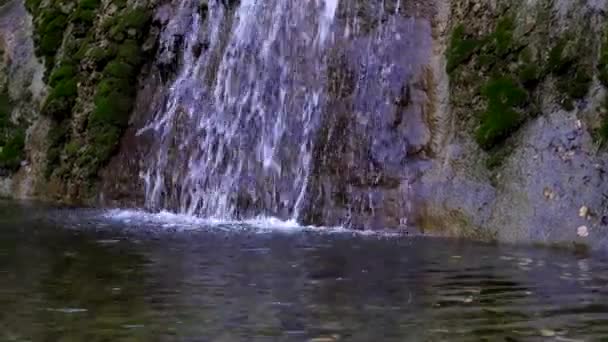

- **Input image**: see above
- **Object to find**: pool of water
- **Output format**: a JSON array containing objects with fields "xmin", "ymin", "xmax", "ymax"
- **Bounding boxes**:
[{"xmin": 1, "ymin": 200, "xmax": 608, "ymax": 341}]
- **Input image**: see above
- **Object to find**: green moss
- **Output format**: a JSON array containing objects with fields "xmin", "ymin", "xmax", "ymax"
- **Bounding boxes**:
[
  {"xmin": 51, "ymin": 78, "xmax": 78, "ymax": 99},
  {"xmin": 107, "ymin": 8, "xmax": 151, "ymax": 42},
  {"xmin": 598, "ymin": 29, "xmax": 608, "ymax": 145},
  {"xmin": 72, "ymin": 9, "xmax": 96, "ymax": 25},
  {"xmin": 599, "ymin": 32, "xmax": 608, "ymax": 87},
  {"xmin": 64, "ymin": 140, "xmax": 81, "ymax": 157},
  {"xmin": 90, "ymin": 92, "xmax": 133, "ymax": 127},
  {"xmin": 446, "ymin": 24, "xmax": 481, "ymax": 74},
  {"xmin": 121, "ymin": 9, "xmax": 151, "ymax": 31},
  {"xmin": 103, "ymin": 60, "xmax": 135, "ymax": 79},
  {"xmin": 87, "ymin": 45, "xmax": 118, "ymax": 66},
  {"xmin": 544, "ymin": 37, "xmax": 592, "ymax": 110},
  {"xmin": 117, "ymin": 40, "xmax": 142, "ymax": 66},
  {"xmin": 0, "ymin": 91, "xmax": 24, "ymax": 171},
  {"xmin": 0, "ymin": 128, "xmax": 25, "ymax": 171},
  {"xmin": 558, "ymin": 66, "xmax": 591, "ymax": 100},
  {"xmin": 486, "ymin": 145, "xmax": 513, "ymax": 170},
  {"xmin": 77, "ymin": 124, "xmax": 121, "ymax": 176},
  {"xmin": 37, "ymin": 12, "xmax": 69, "ymax": 62},
  {"xmin": 43, "ymin": 78, "xmax": 78, "ymax": 120},
  {"xmin": 0, "ymin": 93, "xmax": 10, "ymax": 124},
  {"xmin": 546, "ymin": 38, "xmax": 577, "ymax": 76},
  {"xmin": 476, "ymin": 77, "xmax": 527, "ymax": 149},
  {"xmin": 488, "ymin": 16, "xmax": 515, "ymax": 57},
  {"xmin": 96, "ymin": 77, "xmax": 132, "ymax": 98},
  {"xmin": 74, "ymin": 35, "xmax": 94, "ymax": 61},
  {"xmin": 25, "ymin": 0, "xmax": 42, "ymax": 14},
  {"xmin": 79, "ymin": 0, "xmax": 100, "ymax": 10},
  {"xmin": 45, "ymin": 121, "xmax": 70, "ymax": 178},
  {"xmin": 517, "ymin": 63, "xmax": 541, "ymax": 88},
  {"xmin": 482, "ymin": 76, "xmax": 528, "ymax": 107},
  {"xmin": 49, "ymin": 64, "xmax": 77, "ymax": 87}
]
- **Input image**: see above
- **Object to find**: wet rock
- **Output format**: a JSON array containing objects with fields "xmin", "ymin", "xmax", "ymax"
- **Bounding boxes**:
[
  {"xmin": 577, "ymin": 225, "xmax": 589, "ymax": 238},
  {"xmin": 579, "ymin": 206, "xmax": 589, "ymax": 218}
]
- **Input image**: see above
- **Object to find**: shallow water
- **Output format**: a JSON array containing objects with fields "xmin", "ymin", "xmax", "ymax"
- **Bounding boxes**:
[{"xmin": 1, "ymin": 200, "xmax": 608, "ymax": 341}]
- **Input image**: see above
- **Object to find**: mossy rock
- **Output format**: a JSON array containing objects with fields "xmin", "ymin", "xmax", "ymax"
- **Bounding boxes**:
[
  {"xmin": 78, "ymin": 0, "xmax": 101, "ymax": 10},
  {"xmin": 487, "ymin": 16, "xmax": 515, "ymax": 57},
  {"xmin": 64, "ymin": 140, "xmax": 81, "ymax": 158},
  {"xmin": 121, "ymin": 9, "xmax": 151, "ymax": 31},
  {"xmin": 556, "ymin": 66, "xmax": 591, "ymax": 100},
  {"xmin": 71, "ymin": 9, "xmax": 97, "ymax": 32},
  {"xmin": 107, "ymin": 8, "xmax": 152, "ymax": 42},
  {"xmin": 43, "ymin": 78, "xmax": 78, "ymax": 120},
  {"xmin": 0, "ymin": 92, "xmax": 11, "ymax": 125},
  {"xmin": 0, "ymin": 128, "xmax": 25, "ymax": 171},
  {"xmin": 599, "ymin": 31, "xmax": 608, "ymax": 87},
  {"xmin": 90, "ymin": 92, "xmax": 133, "ymax": 127},
  {"xmin": 446, "ymin": 24, "xmax": 482, "ymax": 74},
  {"xmin": 73, "ymin": 35, "xmax": 94, "ymax": 61},
  {"xmin": 103, "ymin": 60, "xmax": 135, "ymax": 79},
  {"xmin": 542, "ymin": 35, "xmax": 591, "ymax": 110},
  {"xmin": 117, "ymin": 40, "xmax": 142, "ymax": 66},
  {"xmin": 517, "ymin": 63, "xmax": 541, "ymax": 88},
  {"xmin": 25, "ymin": 0, "xmax": 42, "ymax": 13},
  {"xmin": 0, "ymin": 92, "xmax": 22, "ymax": 171},
  {"xmin": 96, "ymin": 77, "xmax": 132, "ymax": 98},
  {"xmin": 49, "ymin": 64, "xmax": 77, "ymax": 87},
  {"xmin": 45, "ymin": 121, "xmax": 70, "ymax": 178},
  {"xmin": 476, "ymin": 77, "xmax": 527, "ymax": 150},
  {"xmin": 80, "ymin": 124, "xmax": 122, "ymax": 172},
  {"xmin": 87, "ymin": 45, "xmax": 118, "ymax": 66},
  {"xmin": 37, "ymin": 12, "xmax": 69, "ymax": 60}
]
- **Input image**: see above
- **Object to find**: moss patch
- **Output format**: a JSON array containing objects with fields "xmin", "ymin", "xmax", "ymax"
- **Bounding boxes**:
[
  {"xmin": 446, "ymin": 24, "xmax": 482, "ymax": 74},
  {"xmin": 546, "ymin": 37, "xmax": 592, "ymax": 110},
  {"xmin": 76, "ymin": 7, "xmax": 152, "ymax": 179},
  {"xmin": 0, "ymin": 93, "xmax": 25, "ymax": 171},
  {"xmin": 597, "ymin": 30, "xmax": 608, "ymax": 143},
  {"xmin": 476, "ymin": 77, "xmax": 527, "ymax": 149},
  {"xmin": 447, "ymin": 10, "xmax": 594, "ymax": 156}
]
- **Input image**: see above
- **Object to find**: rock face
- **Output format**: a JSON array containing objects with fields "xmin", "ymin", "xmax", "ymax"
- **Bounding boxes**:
[
  {"xmin": 413, "ymin": 0, "xmax": 608, "ymax": 250},
  {"xmin": 0, "ymin": 0, "xmax": 48, "ymax": 199},
  {"xmin": 2, "ymin": 0, "xmax": 608, "ymax": 249}
]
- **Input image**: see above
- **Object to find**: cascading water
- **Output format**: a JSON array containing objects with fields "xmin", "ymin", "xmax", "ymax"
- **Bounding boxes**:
[
  {"xmin": 138, "ymin": 0, "xmax": 339, "ymax": 220},
  {"xmin": 133, "ymin": 0, "xmax": 434, "ymax": 228}
]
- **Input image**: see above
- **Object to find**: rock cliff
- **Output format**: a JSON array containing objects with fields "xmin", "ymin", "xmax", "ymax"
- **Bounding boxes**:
[{"xmin": 0, "ymin": 0, "xmax": 607, "ymax": 249}]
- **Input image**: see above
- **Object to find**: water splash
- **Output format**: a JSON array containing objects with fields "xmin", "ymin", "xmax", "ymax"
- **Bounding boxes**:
[{"xmin": 100, "ymin": 208, "xmax": 408, "ymax": 237}]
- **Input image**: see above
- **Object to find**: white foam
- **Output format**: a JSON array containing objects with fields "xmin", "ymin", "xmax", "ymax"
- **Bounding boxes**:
[
  {"xmin": 102, "ymin": 209, "xmax": 309, "ymax": 233},
  {"xmin": 100, "ymin": 209, "xmax": 408, "ymax": 237}
]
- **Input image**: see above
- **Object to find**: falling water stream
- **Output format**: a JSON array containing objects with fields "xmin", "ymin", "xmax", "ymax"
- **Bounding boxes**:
[
  {"xmin": 134, "ymin": 0, "xmax": 432, "ymax": 228},
  {"xmin": 138, "ymin": 0, "xmax": 340, "ymax": 221}
]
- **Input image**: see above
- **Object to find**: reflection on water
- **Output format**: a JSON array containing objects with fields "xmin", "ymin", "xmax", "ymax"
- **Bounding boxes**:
[{"xmin": 1, "ymin": 200, "xmax": 608, "ymax": 341}]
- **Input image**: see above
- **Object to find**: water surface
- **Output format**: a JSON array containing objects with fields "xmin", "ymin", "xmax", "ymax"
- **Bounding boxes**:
[{"xmin": 1, "ymin": 200, "xmax": 608, "ymax": 341}]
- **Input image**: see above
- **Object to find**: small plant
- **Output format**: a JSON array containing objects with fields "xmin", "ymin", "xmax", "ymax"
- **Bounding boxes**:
[
  {"xmin": 476, "ymin": 77, "xmax": 527, "ymax": 149},
  {"xmin": 43, "ymin": 78, "xmax": 78, "ymax": 120},
  {"xmin": 446, "ymin": 24, "xmax": 482, "ymax": 74},
  {"xmin": 0, "ymin": 93, "xmax": 25, "ymax": 171},
  {"xmin": 103, "ymin": 60, "xmax": 135, "ymax": 78},
  {"xmin": 0, "ymin": 128, "xmax": 25, "ymax": 171},
  {"xmin": 489, "ymin": 16, "xmax": 515, "ymax": 57}
]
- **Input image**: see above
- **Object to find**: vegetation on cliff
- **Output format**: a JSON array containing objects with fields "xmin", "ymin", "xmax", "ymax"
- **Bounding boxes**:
[
  {"xmin": 0, "ymin": 93, "xmax": 25, "ymax": 171},
  {"xmin": 447, "ymin": 4, "xmax": 595, "ymax": 163},
  {"xmin": 26, "ymin": 0, "xmax": 153, "ymax": 192}
]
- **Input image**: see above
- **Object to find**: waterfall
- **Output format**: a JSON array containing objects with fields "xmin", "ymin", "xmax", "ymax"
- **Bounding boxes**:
[
  {"xmin": 135, "ymin": 0, "xmax": 433, "ymax": 228},
  {"xmin": 138, "ymin": 0, "xmax": 340, "ymax": 220}
]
